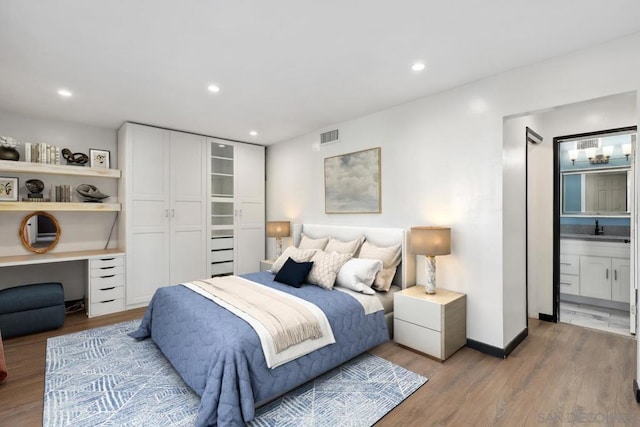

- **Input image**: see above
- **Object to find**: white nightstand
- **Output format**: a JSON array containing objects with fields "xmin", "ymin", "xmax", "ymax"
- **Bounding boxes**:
[
  {"xmin": 260, "ymin": 259, "xmax": 275, "ymax": 272},
  {"xmin": 393, "ymin": 286, "xmax": 466, "ymax": 361}
]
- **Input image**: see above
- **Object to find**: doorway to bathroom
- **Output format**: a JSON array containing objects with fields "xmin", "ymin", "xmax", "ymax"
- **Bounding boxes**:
[{"xmin": 554, "ymin": 127, "xmax": 637, "ymax": 336}]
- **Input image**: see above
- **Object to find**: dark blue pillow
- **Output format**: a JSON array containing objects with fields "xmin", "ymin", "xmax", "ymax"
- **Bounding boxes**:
[{"xmin": 274, "ymin": 257, "xmax": 314, "ymax": 288}]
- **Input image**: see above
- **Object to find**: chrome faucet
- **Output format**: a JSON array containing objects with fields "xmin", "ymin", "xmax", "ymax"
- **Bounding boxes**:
[{"xmin": 594, "ymin": 219, "xmax": 604, "ymax": 236}]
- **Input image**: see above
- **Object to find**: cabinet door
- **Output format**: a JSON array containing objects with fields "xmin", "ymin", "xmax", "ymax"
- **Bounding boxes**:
[
  {"xmin": 125, "ymin": 125, "xmax": 171, "ymax": 305},
  {"xmin": 234, "ymin": 143, "xmax": 265, "ymax": 274},
  {"xmin": 612, "ymin": 258, "xmax": 631, "ymax": 303},
  {"xmin": 579, "ymin": 256, "xmax": 612, "ymax": 300},
  {"xmin": 169, "ymin": 131, "xmax": 207, "ymax": 283}
]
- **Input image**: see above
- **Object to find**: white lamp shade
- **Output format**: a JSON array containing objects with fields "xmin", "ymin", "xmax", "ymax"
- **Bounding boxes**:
[
  {"xmin": 623, "ymin": 143, "xmax": 632, "ymax": 156},
  {"xmin": 602, "ymin": 145, "xmax": 614, "ymax": 157},
  {"xmin": 266, "ymin": 221, "xmax": 291, "ymax": 238},
  {"xmin": 568, "ymin": 148, "xmax": 579, "ymax": 161},
  {"xmin": 410, "ymin": 226, "xmax": 451, "ymax": 256}
]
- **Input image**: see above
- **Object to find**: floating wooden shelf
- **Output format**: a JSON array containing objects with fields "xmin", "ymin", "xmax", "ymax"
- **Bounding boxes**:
[
  {"xmin": 0, "ymin": 160, "xmax": 120, "ymax": 178},
  {"xmin": 0, "ymin": 202, "xmax": 121, "ymax": 212}
]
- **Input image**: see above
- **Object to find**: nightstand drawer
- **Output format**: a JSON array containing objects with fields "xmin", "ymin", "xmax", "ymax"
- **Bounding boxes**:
[
  {"xmin": 395, "ymin": 318, "xmax": 441, "ymax": 357},
  {"xmin": 394, "ymin": 292, "xmax": 441, "ymax": 331}
]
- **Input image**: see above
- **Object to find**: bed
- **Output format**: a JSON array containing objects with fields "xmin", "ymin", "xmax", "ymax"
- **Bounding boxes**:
[{"xmin": 130, "ymin": 224, "xmax": 415, "ymax": 426}]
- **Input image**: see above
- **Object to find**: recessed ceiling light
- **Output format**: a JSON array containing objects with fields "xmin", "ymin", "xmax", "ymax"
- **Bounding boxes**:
[
  {"xmin": 57, "ymin": 89, "xmax": 72, "ymax": 97},
  {"xmin": 249, "ymin": 131, "xmax": 258, "ymax": 137},
  {"xmin": 207, "ymin": 84, "xmax": 220, "ymax": 93},
  {"xmin": 411, "ymin": 62, "xmax": 425, "ymax": 72}
]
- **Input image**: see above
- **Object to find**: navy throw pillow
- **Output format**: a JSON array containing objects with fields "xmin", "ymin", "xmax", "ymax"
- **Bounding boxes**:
[{"xmin": 274, "ymin": 257, "xmax": 314, "ymax": 288}]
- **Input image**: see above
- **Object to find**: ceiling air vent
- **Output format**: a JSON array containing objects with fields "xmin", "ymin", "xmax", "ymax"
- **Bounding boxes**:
[
  {"xmin": 576, "ymin": 138, "xmax": 600, "ymax": 150},
  {"xmin": 320, "ymin": 129, "xmax": 339, "ymax": 145}
]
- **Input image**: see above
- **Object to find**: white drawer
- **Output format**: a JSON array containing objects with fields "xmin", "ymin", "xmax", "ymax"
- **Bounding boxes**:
[
  {"xmin": 89, "ymin": 299, "xmax": 125, "ymax": 317},
  {"xmin": 90, "ymin": 286, "xmax": 124, "ymax": 303},
  {"xmin": 211, "ymin": 249, "xmax": 234, "ymax": 263},
  {"xmin": 90, "ymin": 264, "xmax": 125, "ymax": 278},
  {"xmin": 211, "ymin": 237, "xmax": 234, "ymax": 250},
  {"xmin": 394, "ymin": 318, "xmax": 441, "ymax": 358},
  {"xmin": 559, "ymin": 274, "xmax": 580, "ymax": 296},
  {"xmin": 211, "ymin": 262, "xmax": 233, "ymax": 276},
  {"xmin": 394, "ymin": 293, "xmax": 441, "ymax": 331},
  {"xmin": 90, "ymin": 256, "xmax": 124, "ymax": 269},
  {"xmin": 560, "ymin": 254, "xmax": 579, "ymax": 275},
  {"xmin": 90, "ymin": 274, "xmax": 124, "ymax": 291}
]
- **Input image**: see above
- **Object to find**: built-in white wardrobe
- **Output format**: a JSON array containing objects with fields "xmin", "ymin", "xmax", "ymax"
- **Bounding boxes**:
[
  {"xmin": 209, "ymin": 138, "xmax": 265, "ymax": 276},
  {"xmin": 118, "ymin": 123, "xmax": 208, "ymax": 307},
  {"xmin": 118, "ymin": 123, "xmax": 265, "ymax": 308}
]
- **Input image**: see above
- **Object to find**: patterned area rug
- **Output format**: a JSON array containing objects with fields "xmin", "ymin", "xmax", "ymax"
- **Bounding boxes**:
[{"xmin": 44, "ymin": 320, "xmax": 427, "ymax": 426}]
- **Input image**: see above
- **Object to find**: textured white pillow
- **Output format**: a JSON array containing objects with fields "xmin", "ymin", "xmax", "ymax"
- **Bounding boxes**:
[
  {"xmin": 335, "ymin": 258, "xmax": 383, "ymax": 295},
  {"xmin": 297, "ymin": 233, "xmax": 329, "ymax": 250},
  {"xmin": 270, "ymin": 246, "xmax": 318, "ymax": 274},
  {"xmin": 358, "ymin": 241, "xmax": 402, "ymax": 292},
  {"xmin": 324, "ymin": 236, "xmax": 364, "ymax": 256},
  {"xmin": 307, "ymin": 251, "xmax": 352, "ymax": 290}
]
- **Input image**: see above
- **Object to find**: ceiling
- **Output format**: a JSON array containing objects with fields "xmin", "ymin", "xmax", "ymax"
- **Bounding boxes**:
[{"xmin": 1, "ymin": 1, "xmax": 640, "ymax": 145}]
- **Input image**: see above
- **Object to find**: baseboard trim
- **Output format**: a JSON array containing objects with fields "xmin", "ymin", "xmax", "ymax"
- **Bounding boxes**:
[
  {"xmin": 466, "ymin": 327, "xmax": 528, "ymax": 359},
  {"xmin": 634, "ymin": 380, "xmax": 640, "ymax": 402},
  {"xmin": 539, "ymin": 313, "xmax": 556, "ymax": 323}
]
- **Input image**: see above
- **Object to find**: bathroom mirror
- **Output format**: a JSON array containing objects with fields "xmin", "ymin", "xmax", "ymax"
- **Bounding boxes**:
[
  {"xmin": 19, "ymin": 211, "xmax": 61, "ymax": 254},
  {"xmin": 561, "ymin": 168, "xmax": 630, "ymax": 216}
]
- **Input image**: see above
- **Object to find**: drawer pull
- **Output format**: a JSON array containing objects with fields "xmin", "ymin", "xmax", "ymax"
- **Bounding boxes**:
[
  {"xmin": 100, "ymin": 299, "xmax": 115, "ymax": 304},
  {"xmin": 606, "ymin": 269, "xmax": 609, "ymax": 279},
  {"xmin": 99, "ymin": 274, "xmax": 116, "ymax": 279},
  {"xmin": 99, "ymin": 287, "xmax": 116, "ymax": 291},
  {"xmin": 560, "ymin": 282, "xmax": 572, "ymax": 286},
  {"xmin": 615, "ymin": 270, "xmax": 618, "ymax": 281},
  {"xmin": 100, "ymin": 266, "xmax": 115, "ymax": 270},
  {"xmin": 560, "ymin": 262, "xmax": 571, "ymax": 265},
  {"xmin": 100, "ymin": 257, "xmax": 116, "ymax": 261}
]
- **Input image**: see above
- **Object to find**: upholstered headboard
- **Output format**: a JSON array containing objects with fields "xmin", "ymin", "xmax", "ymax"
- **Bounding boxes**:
[{"xmin": 292, "ymin": 224, "xmax": 415, "ymax": 289}]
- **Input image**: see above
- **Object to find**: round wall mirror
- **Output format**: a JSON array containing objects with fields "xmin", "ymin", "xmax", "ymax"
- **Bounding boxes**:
[{"xmin": 20, "ymin": 211, "xmax": 61, "ymax": 254}]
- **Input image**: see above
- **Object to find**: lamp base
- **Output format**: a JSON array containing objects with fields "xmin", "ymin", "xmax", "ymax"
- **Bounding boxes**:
[
  {"xmin": 424, "ymin": 255, "xmax": 436, "ymax": 294},
  {"xmin": 275, "ymin": 237, "xmax": 283, "ymax": 258}
]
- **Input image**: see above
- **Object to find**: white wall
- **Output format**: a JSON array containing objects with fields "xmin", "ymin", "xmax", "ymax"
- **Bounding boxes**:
[
  {"xmin": 267, "ymin": 32, "xmax": 640, "ymax": 349},
  {"xmin": 0, "ymin": 111, "xmax": 118, "ymax": 300}
]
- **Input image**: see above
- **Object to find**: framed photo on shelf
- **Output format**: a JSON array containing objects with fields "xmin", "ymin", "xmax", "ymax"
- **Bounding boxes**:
[
  {"xmin": 89, "ymin": 149, "xmax": 110, "ymax": 169},
  {"xmin": 0, "ymin": 176, "xmax": 18, "ymax": 201}
]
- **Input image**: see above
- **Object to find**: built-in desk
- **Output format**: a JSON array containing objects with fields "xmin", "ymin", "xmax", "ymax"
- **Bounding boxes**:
[{"xmin": 0, "ymin": 249, "xmax": 126, "ymax": 318}]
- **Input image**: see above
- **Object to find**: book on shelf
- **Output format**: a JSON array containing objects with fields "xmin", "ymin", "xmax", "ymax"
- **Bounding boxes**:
[
  {"xmin": 26, "ymin": 143, "xmax": 62, "ymax": 165},
  {"xmin": 53, "ymin": 184, "xmax": 72, "ymax": 202}
]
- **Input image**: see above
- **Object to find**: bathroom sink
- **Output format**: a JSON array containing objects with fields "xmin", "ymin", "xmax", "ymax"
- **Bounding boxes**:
[{"xmin": 560, "ymin": 233, "xmax": 630, "ymax": 243}]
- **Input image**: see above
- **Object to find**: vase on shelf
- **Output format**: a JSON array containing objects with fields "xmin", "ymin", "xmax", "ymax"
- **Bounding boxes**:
[{"xmin": 0, "ymin": 145, "xmax": 19, "ymax": 161}]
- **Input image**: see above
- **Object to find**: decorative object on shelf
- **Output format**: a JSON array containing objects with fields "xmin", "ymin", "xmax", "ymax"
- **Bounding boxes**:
[
  {"xmin": 0, "ymin": 136, "xmax": 20, "ymax": 161},
  {"xmin": 325, "ymin": 147, "xmax": 381, "ymax": 214},
  {"xmin": 19, "ymin": 211, "xmax": 61, "ymax": 254},
  {"xmin": 89, "ymin": 149, "xmax": 110, "ymax": 169},
  {"xmin": 266, "ymin": 221, "xmax": 291, "ymax": 257},
  {"xmin": 410, "ymin": 226, "xmax": 451, "ymax": 294},
  {"xmin": 0, "ymin": 176, "xmax": 18, "ymax": 202},
  {"xmin": 61, "ymin": 148, "xmax": 89, "ymax": 166},
  {"xmin": 76, "ymin": 184, "xmax": 110, "ymax": 202},
  {"xmin": 22, "ymin": 178, "xmax": 50, "ymax": 202}
]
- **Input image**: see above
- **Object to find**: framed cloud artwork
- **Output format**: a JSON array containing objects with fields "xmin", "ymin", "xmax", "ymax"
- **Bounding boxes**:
[{"xmin": 324, "ymin": 147, "xmax": 381, "ymax": 214}]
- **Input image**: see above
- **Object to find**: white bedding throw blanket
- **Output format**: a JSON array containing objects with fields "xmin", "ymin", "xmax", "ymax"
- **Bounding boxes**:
[{"xmin": 183, "ymin": 277, "xmax": 335, "ymax": 368}]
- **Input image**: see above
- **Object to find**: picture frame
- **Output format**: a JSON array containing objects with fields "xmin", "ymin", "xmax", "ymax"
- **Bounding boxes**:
[
  {"xmin": 0, "ymin": 176, "xmax": 18, "ymax": 202},
  {"xmin": 89, "ymin": 149, "xmax": 110, "ymax": 169},
  {"xmin": 324, "ymin": 147, "xmax": 381, "ymax": 214}
]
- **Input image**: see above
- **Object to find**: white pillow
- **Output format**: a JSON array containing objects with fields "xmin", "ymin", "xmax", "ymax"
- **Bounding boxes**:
[
  {"xmin": 336, "ymin": 258, "xmax": 383, "ymax": 295},
  {"xmin": 307, "ymin": 251, "xmax": 352, "ymax": 290},
  {"xmin": 270, "ymin": 246, "xmax": 318, "ymax": 274},
  {"xmin": 324, "ymin": 236, "xmax": 364, "ymax": 256},
  {"xmin": 358, "ymin": 241, "xmax": 402, "ymax": 292},
  {"xmin": 297, "ymin": 233, "xmax": 329, "ymax": 250}
]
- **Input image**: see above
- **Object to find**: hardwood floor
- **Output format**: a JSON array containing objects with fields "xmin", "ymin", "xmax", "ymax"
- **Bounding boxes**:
[{"xmin": 1, "ymin": 311, "xmax": 638, "ymax": 426}]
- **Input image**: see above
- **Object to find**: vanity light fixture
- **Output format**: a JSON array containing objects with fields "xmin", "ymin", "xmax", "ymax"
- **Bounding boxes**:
[
  {"xmin": 568, "ymin": 149, "xmax": 579, "ymax": 165},
  {"xmin": 410, "ymin": 226, "xmax": 451, "ymax": 294},
  {"xmin": 623, "ymin": 143, "xmax": 632, "ymax": 161}
]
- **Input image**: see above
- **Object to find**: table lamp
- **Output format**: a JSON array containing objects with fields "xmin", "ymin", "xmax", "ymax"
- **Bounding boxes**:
[
  {"xmin": 266, "ymin": 221, "xmax": 291, "ymax": 257},
  {"xmin": 410, "ymin": 226, "xmax": 451, "ymax": 294}
]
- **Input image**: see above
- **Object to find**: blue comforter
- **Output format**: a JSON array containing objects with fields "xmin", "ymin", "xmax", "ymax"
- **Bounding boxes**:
[{"xmin": 129, "ymin": 271, "xmax": 389, "ymax": 426}]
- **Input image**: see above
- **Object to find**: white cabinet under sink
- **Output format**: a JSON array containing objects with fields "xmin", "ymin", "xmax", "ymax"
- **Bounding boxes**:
[{"xmin": 560, "ymin": 239, "xmax": 630, "ymax": 303}]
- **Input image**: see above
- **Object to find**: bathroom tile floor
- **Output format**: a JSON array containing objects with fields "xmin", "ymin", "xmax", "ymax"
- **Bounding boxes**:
[{"xmin": 560, "ymin": 301, "xmax": 633, "ymax": 337}]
